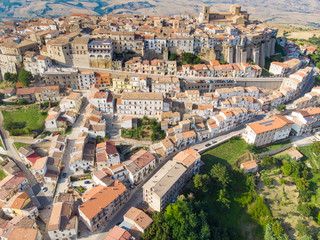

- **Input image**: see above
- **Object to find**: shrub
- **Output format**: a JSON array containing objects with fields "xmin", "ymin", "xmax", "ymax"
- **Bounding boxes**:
[
  {"xmin": 296, "ymin": 220, "xmax": 309, "ymax": 236},
  {"xmin": 248, "ymin": 196, "xmax": 271, "ymax": 225},
  {"xmin": 263, "ymin": 177, "xmax": 272, "ymax": 186},
  {"xmin": 279, "ymin": 179, "xmax": 287, "ymax": 184},
  {"xmin": 17, "ymin": 99, "xmax": 29, "ymax": 105},
  {"xmin": 297, "ymin": 203, "xmax": 311, "ymax": 217}
]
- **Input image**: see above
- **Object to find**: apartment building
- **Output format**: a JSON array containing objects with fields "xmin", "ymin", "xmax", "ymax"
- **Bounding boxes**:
[
  {"xmin": 78, "ymin": 71, "xmax": 95, "ymax": 89},
  {"xmin": 72, "ymin": 37, "xmax": 90, "ymax": 68},
  {"xmin": 78, "ymin": 181, "xmax": 129, "ymax": 232},
  {"xmin": 269, "ymin": 58, "xmax": 301, "ymax": 77},
  {"xmin": 172, "ymin": 148, "xmax": 201, "ymax": 180},
  {"xmin": 41, "ymin": 86, "xmax": 61, "ymax": 102},
  {"xmin": 123, "ymin": 207, "xmax": 153, "ymax": 233},
  {"xmin": 43, "ymin": 68, "xmax": 79, "ymax": 89},
  {"xmin": 244, "ymin": 115, "xmax": 293, "ymax": 147},
  {"xmin": 123, "ymin": 150, "xmax": 156, "ymax": 184},
  {"xmin": 117, "ymin": 92, "xmax": 164, "ymax": 117},
  {"xmin": 143, "ymin": 160, "xmax": 186, "ymax": 211},
  {"xmin": 0, "ymin": 172, "xmax": 29, "ymax": 203},
  {"xmin": 286, "ymin": 108, "xmax": 320, "ymax": 136},
  {"xmin": 60, "ymin": 91, "xmax": 82, "ymax": 113},
  {"xmin": 2, "ymin": 192, "xmax": 38, "ymax": 219},
  {"xmin": 94, "ymin": 72, "xmax": 112, "ymax": 88},
  {"xmin": 69, "ymin": 132, "xmax": 95, "ymax": 172},
  {"xmin": 105, "ymin": 226, "xmax": 134, "ymax": 240},
  {"xmin": 89, "ymin": 90, "xmax": 115, "ymax": 114},
  {"xmin": 182, "ymin": 79, "xmax": 235, "ymax": 93},
  {"xmin": 46, "ymin": 33, "xmax": 80, "ymax": 66},
  {"xmin": 0, "ymin": 39, "xmax": 39, "ymax": 56},
  {"xmin": 88, "ymin": 38, "xmax": 113, "ymax": 59},
  {"xmin": 125, "ymin": 57, "xmax": 177, "ymax": 75},
  {"xmin": 47, "ymin": 202, "xmax": 78, "ymax": 240},
  {"xmin": 23, "ymin": 54, "xmax": 52, "ymax": 76},
  {"xmin": 95, "ymin": 141, "xmax": 120, "ymax": 169},
  {"xmin": 151, "ymin": 77, "xmax": 180, "ymax": 93},
  {"xmin": 16, "ymin": 87, "xmax": 42, "ymax": 102}
]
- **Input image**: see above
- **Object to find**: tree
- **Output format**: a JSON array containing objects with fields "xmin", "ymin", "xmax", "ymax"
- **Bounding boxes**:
[
  {"xmin": 193, "ymin": 174, "xmax": 210, "ymax": 193},
  {"xmin": 276, "ymin": 105, "xmax": 286, "ymax": 112},
  {"xmin": 210, "ymin": 163, "xmax": 230, "ymax": 188},
  {"xmin": 181, "ymin": 52, "xmax": 201, "ymax": 65},
  {"xmin": 219, "ymin": 59, "xmax": 228, "ymax": 65},
  {"xmin": 264, "ymin": 223, "xmax": 277, "ymax": 240},
  {"xmin": 18, "ymin": 69, "xmax": 33, "ymax": 87},
  {"xmin": 298, "ymin": 236, "xmax": 313, "ymax": 240},
  {"xmin": 168, "ymin": 53, "xmax": 178, "ymax": 61},
  {"xmin": 4, "ymin": 72, "xmax": 18, "ymax": 82},
  {"xmin": 4, "ymin": 72, "xmax": 10, "ymax": 81},
  {"xmin": 248, "ymin": 196, "xmax": 271, "ymax": 225},
  {"xmin": 247, "ymin": 144, "xmax": 257, "ymax": 153},
  {"xmin": 282, "ymin": 162, "xmax": 293, "ymax": 176},
  {"xmin": 297, "ymin": 203, "xmax": 311, "ymax": 217},
  {"xmin": 261, "ymin": 155, "xmax": 273, "ymax": 168},
  {"xmin": 217, "ymin": 188, "xmax": 230, "ymax": 209},
  {"xmin": 17, "ymin": 99, "xmax": 29, "ymax": 105}
]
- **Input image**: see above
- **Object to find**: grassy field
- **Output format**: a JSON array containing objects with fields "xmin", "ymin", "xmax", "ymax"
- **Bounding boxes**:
[
  {"xmin": 2, "ymin": 106, "xmax": 47, "ymax": 134},
  {"xmin": 0, "ymin": 138, "xmax": 4, "ymax": 150},
  {"xmin": 201, "ymin": 138, "xmax": 248, "ymax": 172},
  {"xmin": 0, "ymin": 168, "xmax": 6, "ymax": 181},
  {"xmin": 13, "ymin": 142, "xmax": 30, "ymax": 150},
  {"xmin": 256, "ymin": 140, "xmax": 292, "ymax": 154},
  {"xmin": 201, "ymin": 138, "xmax": 264, "ymax": 240}
]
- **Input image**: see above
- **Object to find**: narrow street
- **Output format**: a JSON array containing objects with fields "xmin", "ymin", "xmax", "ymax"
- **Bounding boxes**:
[
  {"xmin": 55, "ymin": 93, "xmax": 90, "ymax": 195},
  {"xmin": 78, "ymin": 115, "xmax": 265, "ymax": 240}
]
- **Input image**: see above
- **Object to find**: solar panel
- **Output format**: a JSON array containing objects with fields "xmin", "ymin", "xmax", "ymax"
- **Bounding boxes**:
[{"xmin": 259, "ymin": 120, "xmax": 275, "ymax": 125}]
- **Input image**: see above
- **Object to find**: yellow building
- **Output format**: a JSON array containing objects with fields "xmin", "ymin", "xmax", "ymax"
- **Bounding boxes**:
[
  {"xmin": 2, "ymin": 192, "xmax": 38, "ymax": 218},
  {"xmin": 113, "ymin": 78, "xmax": 140, "ymax": 93}
]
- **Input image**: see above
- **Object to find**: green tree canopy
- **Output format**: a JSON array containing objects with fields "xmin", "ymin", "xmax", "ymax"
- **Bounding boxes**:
[
  {"xmin": 18, "ymin": 70, "xmax": 33, "ymax": 87},
  {"xmin": 210, "ymin": 163, "xmax": 230, "ymax": 188}
]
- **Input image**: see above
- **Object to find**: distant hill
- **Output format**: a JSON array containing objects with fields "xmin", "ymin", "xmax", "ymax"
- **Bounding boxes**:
[{"xmin": 0, "ymin": 0, "xmax": 320, "ymax": 25}]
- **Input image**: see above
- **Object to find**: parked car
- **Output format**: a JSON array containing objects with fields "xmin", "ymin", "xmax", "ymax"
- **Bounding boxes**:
[
  {"xmin": 41, "ymin": 139, "xmax": 49, "ymax": 142},
  {"xmin": 62, "ymin": 173, "xmax": 67, "ymax": 178},
  {"xmin": 211, "ymin": 141, "xmax": 217, "ymax": 144},
  {"xmin": 54, "ymin": 133, "xmax": 60, "ymax": 136},
  {"xmin": 205, "ymin": 143, "xmax": 211, "ymax": 147},
  {"xmin": 84, "ymin": 180, "xmax": 90, "ymax": 184},
  {"xmin": 311, "ymin": 138, "xmax": 317, "ymax": 142},
  {"xmin": 41, "ymin": 187, "xmax": 48, "ymax": 192},
  {"xmin": 35, "ymin": 139, "xmax": 41, "ymax": 143}
]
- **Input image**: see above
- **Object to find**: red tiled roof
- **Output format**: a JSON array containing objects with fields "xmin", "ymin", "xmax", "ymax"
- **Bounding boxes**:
[{"xmin": 26, "ymin": 152, "xmax": 41, "ymax": 164}]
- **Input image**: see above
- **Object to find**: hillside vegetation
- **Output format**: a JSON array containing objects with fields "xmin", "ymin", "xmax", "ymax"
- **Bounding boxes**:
[{"xmin": 0, "ymin": 0, "xmax": 320, "ymax": 25}]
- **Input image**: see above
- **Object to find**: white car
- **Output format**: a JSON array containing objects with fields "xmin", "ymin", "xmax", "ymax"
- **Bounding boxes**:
[{"xmin": 35, "ymin": 139, "xmax": 41, "ymax": 143}]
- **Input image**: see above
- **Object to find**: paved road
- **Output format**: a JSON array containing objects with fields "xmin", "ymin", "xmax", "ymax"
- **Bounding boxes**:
[
  {"xmin": 55, "ymin": 92, "xmax": 90, "ymax": 195},
  {"xmin": 78, "ymin": 67, "xmax": 284, "ymax": 82},
  {"xmin": 0, "ymin": 112, "xmax": 49, "ymax": 207},
  {"xmin": 77, "ymin": 114, "xmax": 266, "ymax": 240}
]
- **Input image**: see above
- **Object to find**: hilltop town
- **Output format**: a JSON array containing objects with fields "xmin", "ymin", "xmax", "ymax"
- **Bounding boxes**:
[{"xmin": 0, "ymin": 4, "xmax": 319, "ymax": 240}]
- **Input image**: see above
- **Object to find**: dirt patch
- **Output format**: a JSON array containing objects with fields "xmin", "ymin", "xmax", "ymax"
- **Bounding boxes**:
[{"xmin": 257, "ymin": 170, "xmax": 319, "ymax": 238}]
